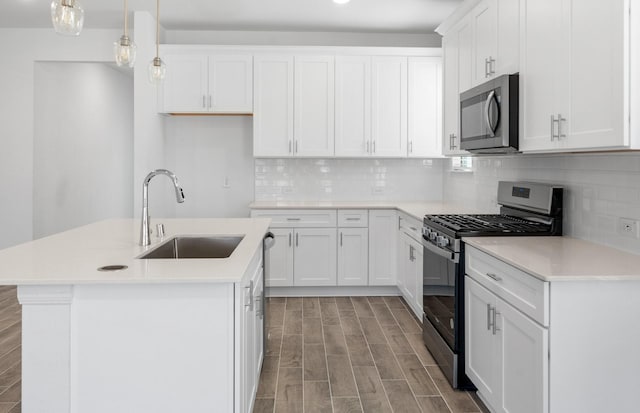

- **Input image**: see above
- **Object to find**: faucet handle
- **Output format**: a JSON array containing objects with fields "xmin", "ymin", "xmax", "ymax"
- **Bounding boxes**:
[{"xmin": 156, "ymin": 223, "xmax": 165, "ymax": 239}]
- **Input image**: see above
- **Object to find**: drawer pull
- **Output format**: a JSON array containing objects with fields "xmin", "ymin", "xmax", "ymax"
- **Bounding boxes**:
[
  {"xmin": 487, "ymin": 304, "xmax": 492, "ymax": 331},
  {"xmin": 286, "ymin": 218, "xmax": 301, "ymax": 221},
  {"xmin": 346, "ymin": 217, "xmax": 360, "ymax": 221},
  {"xmin": 486, "ymin": 272, "xmax": 502, "ymax": 282},
  {"xmin": 409, "ymin": 226, "xmax": 418, "ymax": 232}
]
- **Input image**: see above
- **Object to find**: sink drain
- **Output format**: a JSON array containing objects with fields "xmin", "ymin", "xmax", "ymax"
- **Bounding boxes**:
[{"xmin": 97, "ymin": 265, "xmax": 128, "ymax": 272}]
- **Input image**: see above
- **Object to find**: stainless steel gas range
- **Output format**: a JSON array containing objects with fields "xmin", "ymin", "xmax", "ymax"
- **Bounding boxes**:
[{"xmin": 421, "ymin": 181, "xmax": 563, "ymax": 389}]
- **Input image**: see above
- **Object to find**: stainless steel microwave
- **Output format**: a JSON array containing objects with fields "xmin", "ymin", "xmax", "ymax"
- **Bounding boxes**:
[{"xmin": 459, "ymin": 74, "xmax": 519, "ymax": 154}]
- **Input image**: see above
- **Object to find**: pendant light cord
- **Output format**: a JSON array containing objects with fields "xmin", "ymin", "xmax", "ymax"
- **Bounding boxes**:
[
  {"xmin": 156, "ymin": 0, "xmax": 160, "ymax": 58},
  {"xmin": 123, "ymin": 0, "xmax": 128, "ymax": 37}
]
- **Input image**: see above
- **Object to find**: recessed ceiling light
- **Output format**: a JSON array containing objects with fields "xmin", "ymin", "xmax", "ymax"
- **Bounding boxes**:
[{"xmin": 333, "ymin": 0, "xmax": 351, "ymax": 4}]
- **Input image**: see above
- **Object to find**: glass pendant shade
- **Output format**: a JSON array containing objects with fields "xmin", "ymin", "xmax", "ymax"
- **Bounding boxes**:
[
  {"xmin": 148, "ymin": 57, "xmax": 166, "ymax": 84},
  {"xmin": 51, "ymin": 0, "xmax": 84, "ymax": 36},
  {"xmin": 114, "ymin": 36, "xmax": 137, "ymax": 67}
]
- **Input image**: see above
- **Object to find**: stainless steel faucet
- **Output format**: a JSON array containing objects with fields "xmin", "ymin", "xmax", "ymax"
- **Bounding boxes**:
[{"xmin": 140, "ymin": 169, "xmax": 185, "ymax": 246}]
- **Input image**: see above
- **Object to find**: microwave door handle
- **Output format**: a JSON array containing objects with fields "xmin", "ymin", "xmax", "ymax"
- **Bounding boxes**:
[{"xmin": 484, "ymin": 90, "xmax": 497, "ymax": 137}]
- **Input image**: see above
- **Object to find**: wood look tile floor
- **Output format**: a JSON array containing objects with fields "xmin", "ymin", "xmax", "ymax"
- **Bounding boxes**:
[
  {"xmin": 0, "ymin": 287, "xmax": 21, "ymax": 413},
  {"xmin": 257, "ymin": 296, "xmax": 486, "ymax": 413}
]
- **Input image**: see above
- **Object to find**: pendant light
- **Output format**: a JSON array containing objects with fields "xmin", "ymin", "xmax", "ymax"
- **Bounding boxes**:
[
  {"xmin": 114, "ymin": 0, "xmax": 137, "ymax": 67},
  {"xmin": 51, "ymin": 0, "xmax": 84, "ymax": 36},
  {"xmin": 148, "ymin": 0, "xmax": 166, "ymax": 84}
]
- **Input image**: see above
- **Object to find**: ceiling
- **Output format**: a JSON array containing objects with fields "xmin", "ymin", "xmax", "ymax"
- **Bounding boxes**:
[{"xmin": 2, "ymin": 0, "xmax": 461, "ymax": 33}]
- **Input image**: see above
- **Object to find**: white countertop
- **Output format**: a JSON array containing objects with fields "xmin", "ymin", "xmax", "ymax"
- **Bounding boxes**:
[
  {"xmin": 0, "ymin": 218, "xmax": 271, "ymax": 285},
  {"xmin": 249, "ymin": 201, "xmax": 489, "ymax": 221},
  {"xmin": 464, "ymin": 237, "xmax": 640, "ymax": 281}
]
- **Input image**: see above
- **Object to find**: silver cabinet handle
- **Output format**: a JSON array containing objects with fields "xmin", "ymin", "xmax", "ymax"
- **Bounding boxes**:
[
  {"xmin": 346, "ymin": 217, "xmax": 360, "ymax": 221},
  {"xmin": 485, "ymin": 58, "xmax": 490, "ymax": 78},
  {"xmin": 409, "ymin": 245, "xmax": 415, "ymax": 261},
  {"xmin": 372, "ymin": 141, "xmax": 376, "ymax": 153},
  {"xmin": 340, "ymin": 232, "xmax": 343, "ymax": 247},
  {"xmin": 209, "ymin": 95, "xmax": 212, "ymax": 109},
  {"xmin": 486, "ymin": 272, "xmax": 502, "ymax": 282},
  {"xmin": 255, "ymin": 295, "xmax": 263, "ymax": 318},
  {"xmin": 551, "ymin": 115, "xmax": 560, "ymax": 140},
  {"xmin": 493, "ymin": 309, "xmax": 500, "ymax": 335},
  {"xmin": 487, "ymin": 303, "xmax": 492, "ymax": 331},
  {"xmin": 409, "ymin": 226, "xmax": 417, "ymax": 232},
  {"xmin": 289, "ymin": 141, "xmax": 292, "ymax": 154},
  {"xmin": 286, "ymin": 217, "xmax": 301, "ymax": 221},
  {"xmin": 202, "ymin": 95, "xmax": 206, "ymax": 109},
  {"xmin": 409, "ymin": 141, "xmax": 413, "ymax": 154},
  {"xmin": 489, "ymin": 57, "xmax": 496, "ymax": 75},
  {"xmin": 558, "ymin": 114, "xmax": 566, "ymax": 138},
  {"xmin": 296, "ymin": 232, "xmax": 299, "ymax": 247},
  {"xmin": 295, "ymin": 140, "xmax": 298, "ymax": 154},
  {"xmin": 550, "ymin": 115, "xmax": 555, "ymax": 141},
  {"xmin": 449, "ymin": 134, "xmax": 457, "ymax": 150},
  {"xmin": 366, "ymin": 141, "xmax": 370, "ymax": 153},
  {"xmin": 288, "ymin": 232, "xmax": 292, "ymax": 247},
  {"xmin": 244, "ymin": 281, "xmax": 254, "ymax": 310}
]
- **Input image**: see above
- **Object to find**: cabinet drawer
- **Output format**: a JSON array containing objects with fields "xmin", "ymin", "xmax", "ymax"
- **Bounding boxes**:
[
  {"xmin": 398, "ymin": 213, "xmax": 422, "ymax": 242},
  {"xmin": 465, "ymin": 245, "xmax": 549, "ymax": 326},
  {"xmin": 338, "ymin": 210, "xmax": 368, "ymax": 227},
  {"xmin": 250, "ymin": 209, "xmax": 337, "ymax": 228}
]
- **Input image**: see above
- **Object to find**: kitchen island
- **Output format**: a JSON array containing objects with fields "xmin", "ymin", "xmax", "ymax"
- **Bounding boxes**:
[{"xmin": 0, "ymin": 218, "xmax": 271, "ymax": 413}]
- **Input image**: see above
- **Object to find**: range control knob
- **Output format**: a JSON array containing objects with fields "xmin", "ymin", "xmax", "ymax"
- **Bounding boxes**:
[
  {"xmin": 436, "ymin": 236, "xmax": 450, "ymax": 248},
  {"xmin": 429, "ymin": 231, "xmax": 437, "ymax": 241}
]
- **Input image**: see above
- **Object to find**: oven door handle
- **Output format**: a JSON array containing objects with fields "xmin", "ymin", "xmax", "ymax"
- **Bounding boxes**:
[{"xmin": 421, "ymin": 238, "xmax": 458, "ymax": 263}]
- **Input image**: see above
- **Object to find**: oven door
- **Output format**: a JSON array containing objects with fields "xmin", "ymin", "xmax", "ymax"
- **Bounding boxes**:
[{"xmin": 422, "ymin": 239, "xmax": 457, "ymax": 350}]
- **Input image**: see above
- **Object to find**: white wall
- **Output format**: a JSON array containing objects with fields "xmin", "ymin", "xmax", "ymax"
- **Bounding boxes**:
[
  {"xmin": 443, "ymin": 153, "xmax": 640, "ymax": 254},
  {"xmin": 0, "ymin": 28, "xmax": 123, "ymax": 249},
  {"xmin": 166, "ymin": 30, "xmax": 442, "ymax": 47},
  {"xmin": 33, "ymin": 63, "xmax": 133, "ymax": 239},
  {"xmin": 255, "ymin": 158, "xmax": 445, "ymax": 202}
]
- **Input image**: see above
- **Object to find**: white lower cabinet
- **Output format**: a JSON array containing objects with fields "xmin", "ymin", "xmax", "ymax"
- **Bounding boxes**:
[
  {"xmin": 368, "ymin": 210, "xmax": 398, "ymax": 286},
  {"xmin": 338, "ymin": 227, "xmax": 369, "ymax": 286},
  {"xmin": 238, "ymin": 258, "xmax": 264, "ymax": 413},
  {"xmin": 397, "ymin": 214, "xmax": 424, "ymax": 319},
  {"xmin": 466, "ymin": 276, "xmax": 548, "ymax": 413},
  {"xmin": 293, "ymin": 228, "xmax": 337, "ymax": 286},
  {"xmin": 265, "ymin": 228, "xmax": 294, "ymax": 287}
]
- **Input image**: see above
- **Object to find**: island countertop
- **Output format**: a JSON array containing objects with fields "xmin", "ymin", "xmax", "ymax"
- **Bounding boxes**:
[{"xmin": 0, "ymin": 218, "xmax": 271, "ymax": 285}]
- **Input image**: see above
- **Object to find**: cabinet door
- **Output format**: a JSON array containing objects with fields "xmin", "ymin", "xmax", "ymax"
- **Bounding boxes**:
[
  {"xmin": 411, "ymin": 237, "xmax": 424, "ymax": 316},
  {"xmin": 265, "ymin": 228, "xmax": 294, "ymax": 287},
  {"xmin": 471, "ymin": 0, "xmax": 498, "ymax": 86},
  {"xmin": 293, "ymin": 228, "xmax": 337, "ymax": 286},
  {"xmin": 161, "ymin": 54, "xmax": 208, "ymax": 113},
  {"xmin": 442, "ymin": 19, "xmax": 472, "ymax": 155},
  {"xmin": 208, "ymin": 55, "xmax": 253, "ymax": 113},
  {"xmin": 294, "ymin": 56, "xmax": 335, "ymax": 157},
  {"xmin": 335, "ymin": 56, "xmax": 372, "ymax": 157},
  {"xmin": 368, "ymin": 210, "xmax": 397, "ymax": 286},
  {"xmin": 563, "ymin": 0, "xmax": 627, "ymax": 150},
  {"xmin": 497, "ymin": 298, "xmax": 549, "ymax": 413},
  {"xmin": 337, "ymin": 228, "xmax": 369, "ymax": 286},
  {"xmin": 253, "ymin": 55, "xmax": 294, "ymax": 157},
  {"xmin": 371, "ymin": 56, "xmax": 407, "ymax": 157},
  {"xmin": 465, "ymin": 277, "xmax": 500, "ymax": 406},
  {"xmin": 408, "ymin": 57, "xmax": 442, "ymax": 158},
  {"xmin": 496, "ymin": 0, "xmax": 520, "ymax": 75},
  {"xmin": 519, "ymin": 0, "xmax": 564, "ymax": 151}
]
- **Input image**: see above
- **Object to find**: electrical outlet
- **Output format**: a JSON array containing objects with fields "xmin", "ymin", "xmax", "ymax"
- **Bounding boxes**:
[
  {"xmin": 372, "ymin": 187, "xmax": 384, "ymax": 195},
  {"xmin": 618, "ymin": 218, "xmax": 639, "ymax": 238}
]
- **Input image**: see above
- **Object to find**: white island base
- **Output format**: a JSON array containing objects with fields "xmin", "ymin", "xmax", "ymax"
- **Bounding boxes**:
[{"xmin": 19, "ymin": 279, "xmax": 262, "ymax": 413}]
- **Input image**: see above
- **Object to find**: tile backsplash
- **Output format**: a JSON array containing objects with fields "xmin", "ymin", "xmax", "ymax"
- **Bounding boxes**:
[
  {"xmin": 444, "ymin": 153, "xmax": 640, "ymax": 254},
  {"xmin": 255, "ymin": 158, "xmax": 446, "ymax": 202}
]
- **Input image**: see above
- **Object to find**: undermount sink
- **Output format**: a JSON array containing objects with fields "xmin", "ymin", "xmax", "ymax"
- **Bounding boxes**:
[{"xmin": 139, "ymin": 236, "xmax": 244, "ymax": 259}]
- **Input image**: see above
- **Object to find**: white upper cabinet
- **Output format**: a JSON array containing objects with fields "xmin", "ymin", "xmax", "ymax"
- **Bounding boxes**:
[
  {"xmin": 408, "ymin": 57, "xmax": 442, "ymax": 158},
  {"xmin": 471, "ymin": 0, "xmax": 498, "ymax": 86},
  {"xmin": 294, "ymin": 56, "xmax": 335, "ymax": 157},
  {"xmin": 495, "ymin": 0, "xmax": 519, "ymax": 75},
  {"xmin": 253, "ymin": 55, "xmax": 295, "ymax": 157},
  {"xmin": 160, "ymin": 54, "xmax": 209, "ymax": 113},
  {"xmin": 442, "ymin": 18, "xmax": 472, "ymax": 156},
  {"xmin": 335, "ymin": 56, "xmax": 372, "ymax": 157},
  {"xmin": 520, "ymin": 0, "xmax": 629, "ymax": 152},
  {"xmin": 160, "ymin": 53, "xmax": 253, "ymax": 114},
  {"xmin": 208, "ymin": 55, "xmax": 253, "ymax": 113},
  {"xmin": 371, "ymin": 56, "xmax": 408, "ymax": 157}
]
